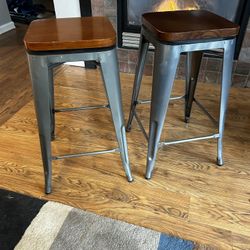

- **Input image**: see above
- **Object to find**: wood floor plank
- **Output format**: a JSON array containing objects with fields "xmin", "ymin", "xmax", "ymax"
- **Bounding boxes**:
[
  {"xmin": 0, "ymin": 24, "xmax": 32, "ymax": 125},
  {"xmin": 189, "ymin": 196, "xmax": 250, "ymax": 236},
  {"xmin": 0, "ymin": 56, "xmax": 250, "ymax": 248},
  {"xmin": 232, "ymin": 233, "xmax": 250, "ymax": 250}
]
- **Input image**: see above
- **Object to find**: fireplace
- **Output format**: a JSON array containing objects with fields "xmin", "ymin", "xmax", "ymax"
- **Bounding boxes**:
[{"xmin": 117, "ymin": 0, "xmax": 250, "ymax": 59}]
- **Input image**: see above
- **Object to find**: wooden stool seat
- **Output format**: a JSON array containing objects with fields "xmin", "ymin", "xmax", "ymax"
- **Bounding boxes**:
[
  {"xmin": 142, "ymin": 10, "xmax": 239, "ymax": 43},
  {"xmin": 24, "ymin": 17, "xmax": 116, "ymax": 52}
]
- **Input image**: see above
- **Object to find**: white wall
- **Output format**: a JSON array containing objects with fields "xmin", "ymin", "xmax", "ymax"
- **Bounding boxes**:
[
  {"xmin": 53, "ymin": 0, "xmax": 81, "ymax": 18},
  {"xmin": 53, "ymin": 0, "xmax": 84, "ymax": 67},
  {"xmin": 0, "ymin": 0, "xmax": 15, "ymax": 34}
]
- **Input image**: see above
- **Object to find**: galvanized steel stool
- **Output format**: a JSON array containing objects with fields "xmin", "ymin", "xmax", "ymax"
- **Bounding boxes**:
[
  {"xmin": 24, "ymin": 17, "xmax": 133, "ymax": 193},
  {"xmin": 126, "ymin": 10, "xmax": 239, "ymax": 179}
]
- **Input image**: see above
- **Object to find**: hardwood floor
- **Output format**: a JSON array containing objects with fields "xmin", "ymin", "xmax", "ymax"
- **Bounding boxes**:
[
  {"xmin": 0, "ymin": 25, "xmax": 250, "ymax": 249},
  {"xmin": 0, "ymin": 23, "xmax": 32, "ymax": 125}
]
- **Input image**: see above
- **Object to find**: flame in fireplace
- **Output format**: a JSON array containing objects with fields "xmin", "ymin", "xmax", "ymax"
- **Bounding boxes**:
[{"xmin": 154, "ymin": 0, "xmax": 199, "ymax": 12}]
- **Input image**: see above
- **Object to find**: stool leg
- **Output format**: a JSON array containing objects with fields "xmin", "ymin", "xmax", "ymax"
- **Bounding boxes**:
[
  {"xmin": 99, "ymin": 49, "xmax": 133, "ymax": 182},
  {"xmin": 146, "ymin": 45, "xmax": 180, "ymax": 179},
  {"xmin": 126, "ymin": 35, "xmax": 149, "ymax": 132},
  {"xmin": 48, "ymin": 66, "xmax": 55, "ymax": 141},
  {"xmin": 185, "ymin": 51, "xmax": 202, "ymax": 123},
  {"xmin": 217, "ymin": 39, "xmax": 235, "ymax": 166},
  {"xmin": 28, "ymin": 55, "xmax": 52, "ymax": 194}
]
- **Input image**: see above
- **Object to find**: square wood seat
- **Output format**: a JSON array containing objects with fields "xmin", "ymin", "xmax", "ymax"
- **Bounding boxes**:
[
  {"xmin": 142, "ymin": 10, "xmax": 239, "ymax": 43},
  {"xmin": 24, "ymin": 17, "xmax": 116, "ymax": 52}
]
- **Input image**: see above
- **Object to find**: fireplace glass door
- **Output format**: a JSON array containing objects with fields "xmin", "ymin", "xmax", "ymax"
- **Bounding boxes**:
[
  {"xmin": 127, "ymin": 0, "xmax": 240, "ymax": 26},
  {"xmin": 118, "ymin": 0, "xmax": 249, "ymax": 59}
]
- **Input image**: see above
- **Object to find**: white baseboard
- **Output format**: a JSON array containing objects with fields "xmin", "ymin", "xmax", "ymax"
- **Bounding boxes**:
[{"xmin": 0, "ymin": 21, "xmax": 15, "ymax": 35}]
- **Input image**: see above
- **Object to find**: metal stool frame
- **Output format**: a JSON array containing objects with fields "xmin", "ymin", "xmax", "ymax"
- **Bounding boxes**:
[
  {"xmin": 27, "ymin": 47, "xmax": 133, "ymax": 194},
  {"xmin": 126, "ymin": 26, "xmax": 236, "ymax": 179}
]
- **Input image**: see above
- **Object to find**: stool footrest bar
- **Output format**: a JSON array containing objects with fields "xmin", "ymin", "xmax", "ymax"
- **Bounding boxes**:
[
  {"xmin": 54, "ymin": 104, "xmax": 110, "ymax": 113},
  {"xmin": 137, "ymin": 95, "xmax": 185, "ymax": 105},
  {"xmin": 137, "ymin": 99, "xmax": 151, "ymax": 104},
  {"xmin": 159, "ymin": 133, "xmax": 220, "ymax": 147},
  {"xmin": 170, "ymin": 95, "xmax": 186, "ymax": 101},
  {"xmin": 52, "ymin": 147, "xmax": 120, "ymax": 160}
]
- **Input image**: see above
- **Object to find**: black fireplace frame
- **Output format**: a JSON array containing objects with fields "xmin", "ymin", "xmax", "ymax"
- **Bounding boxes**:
[{"xmin": 117, "ymin": 0, "xmax": 250, "ymax": 59}]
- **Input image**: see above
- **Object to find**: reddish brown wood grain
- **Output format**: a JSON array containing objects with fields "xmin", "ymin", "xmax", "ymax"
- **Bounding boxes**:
[
  {"xmin": 23, "ymin": 17, "xmax": 116, "ymax": 51},
  {"xmin": 142, "ymin": 10, "xmax": 239, "ymax": 42}
]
